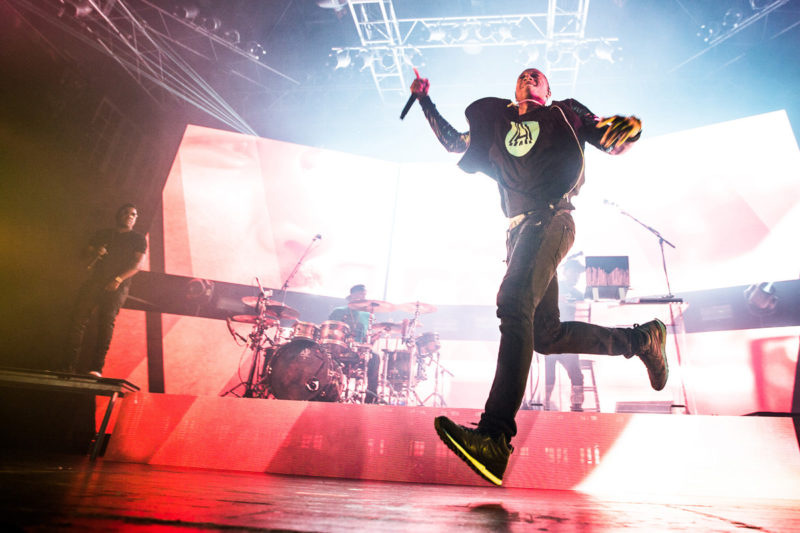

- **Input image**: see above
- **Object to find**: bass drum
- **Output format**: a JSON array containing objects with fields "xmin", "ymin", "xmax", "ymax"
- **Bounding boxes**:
[{"xmin": 266, "ymin": 340, "xmax": 343, "ymax": 402}]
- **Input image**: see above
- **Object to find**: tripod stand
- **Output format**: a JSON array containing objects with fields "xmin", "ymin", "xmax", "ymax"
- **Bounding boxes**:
[{"xmin": 415, "ymin": 350, "xmax": 452, "ymax": 407}]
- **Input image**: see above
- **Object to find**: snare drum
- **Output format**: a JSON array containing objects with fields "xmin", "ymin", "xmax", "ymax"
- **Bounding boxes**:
[
  {"xmin": 416, "ymin": 332, "xmax": 441, "ymax": 356},
  {"xmin": 291, "ymin": 321, "xmax": 318, "ymax": 342},
  {"xmin": 337, "ymin": 342, "xmax": 372, "ymax": 364},
  {"xmin": 318, "ymin": 320, "xmax": 350, "ymax": 355}
]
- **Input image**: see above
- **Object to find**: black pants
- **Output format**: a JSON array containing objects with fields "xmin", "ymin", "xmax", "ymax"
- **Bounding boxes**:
[
  {"xmin": 545, "ymin": 353, "xmax": 584, "ymax": 387},
  {"xmin": 66, "ymin": 280, "xmax": 129, "ymax": 373},
  {"xmin": 364, "ymin": 351, "xmax": 380, "ymax": 403},
  {"xmin": 479, "ymin": 211, "xmax": 633, "ymax": 440}
]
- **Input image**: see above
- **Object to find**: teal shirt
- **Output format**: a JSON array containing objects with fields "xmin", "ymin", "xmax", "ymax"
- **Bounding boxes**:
[{"xmin": 329, "ymin": 306, "xmax": 370, "ymax": 343}]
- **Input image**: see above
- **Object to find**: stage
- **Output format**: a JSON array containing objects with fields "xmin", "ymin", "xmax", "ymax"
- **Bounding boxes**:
[
  {"xmin": 2, "ymin": 371, "xmax": 800, "ymax": 531},
  {"xmin": 3, "ymin": 449, "xmax": 800, "ymax": 531}
]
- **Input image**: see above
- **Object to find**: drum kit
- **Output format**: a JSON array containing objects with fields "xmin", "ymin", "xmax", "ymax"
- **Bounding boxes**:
[{"xmin": 224, "ymin": 290, "xmax": 449, "ymax": 406}]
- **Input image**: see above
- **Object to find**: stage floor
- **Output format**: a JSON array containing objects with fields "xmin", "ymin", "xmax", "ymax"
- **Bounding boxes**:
[{"xmin": 3, "ymin": 451, "xmax": 800, "ymax": 532}]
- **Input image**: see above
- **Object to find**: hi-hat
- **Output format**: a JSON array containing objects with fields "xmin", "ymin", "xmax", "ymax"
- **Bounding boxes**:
[
  {"xmin": 348, "ymin": 299, "xmax": 396, "ymax": 313},
  {"xmin": 396, "ymin": 301, "xmax": 437, "ymax": 314}
]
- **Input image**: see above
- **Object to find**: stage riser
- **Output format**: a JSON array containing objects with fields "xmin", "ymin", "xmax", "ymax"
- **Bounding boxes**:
[{"xmin": 105, "ymin": 393, "xmax": 800, "ymax": 499}]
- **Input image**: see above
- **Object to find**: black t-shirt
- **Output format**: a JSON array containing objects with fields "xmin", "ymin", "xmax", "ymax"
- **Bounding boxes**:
[
  {"xmin": 88, "ymin": 228, "xmax": 147, "ymax": 286},
  {"xmin": 457, "ymin": 97, "xmax": 608, "ymax": 217}
]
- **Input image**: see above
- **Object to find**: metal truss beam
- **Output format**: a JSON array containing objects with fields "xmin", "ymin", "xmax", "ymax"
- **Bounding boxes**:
[{"xmin": 338, "ymin": 0, "xmax": 613, "ymax": 99}]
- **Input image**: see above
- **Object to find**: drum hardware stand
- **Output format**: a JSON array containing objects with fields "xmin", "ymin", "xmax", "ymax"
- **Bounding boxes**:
[
  {"xmin": 416, "ymin": 351, "xmax": 452, "ymax": 407},
  {"xmin": 222, "ymin": 290, "xmax": 278, "ymax": 398},
  {"xmin": 358, "ymin": 303, "xmax": 395, "ymax": 405},
  {"xmin": 244, "ymin": 288, "xmax": 280, "ymax": 398},
  {"xmin": 399, "ymin": 305, "xmax": 425, "ymax": 405},
  {"xmin": 403, "ymin": 332, "xmax": 420, "ymax": 406}
]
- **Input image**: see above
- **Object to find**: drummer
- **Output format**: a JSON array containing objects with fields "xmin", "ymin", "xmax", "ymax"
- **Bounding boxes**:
[{"xmin": 329, "ymin": 284, "xmax": 380, "ymax": 404}]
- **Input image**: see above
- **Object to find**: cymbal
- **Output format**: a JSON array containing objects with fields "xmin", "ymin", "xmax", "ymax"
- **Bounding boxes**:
[
  {"xmin": 231, "ymin": 314, "xmax": 282, "ymax": 325},
  {"xmin": 264, "ymin": 304, "xmax": 299, "ymax": 320},
  {"xmin": 242, "ymin": 296, "xmax": 284, "ymax": 308},
  {"xmin": 396, "ymin": 301, "xmax": 437, "ymax": 314},
  {"xmin": 231, "ymin": 314, "xmax": 259, "ymax": 324},
  {"xmin": 348, "ymin": 299, "xmax": 396, "ymax": 313}
]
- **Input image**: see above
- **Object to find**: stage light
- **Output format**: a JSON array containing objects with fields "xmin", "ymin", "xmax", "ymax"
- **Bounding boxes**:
[
  {"xmin": 61, "ymin": 0, "xmax": 93, "ymax": 18},
  {"xmin": 333, "ymin": 50, "xmax": 351, "ymax": 69},
  {"xmin": 594, "ymin": 41, "xmax": 616, "ymax": 62},
  {"xmin": 185, "ymin": 278, "xmax": 215, "ymax": 310},
  {"xmin": 356, "ymin": 49, "xmax": 377, "ymax": 71},
  {"xmin": 246, "ymin": 42, "xmax": 266, "ymax": 59},
  {"xmin": 173, "ymin": 4, "xmax": 199, "ymax": 21},
  {"xmin": 723, "ymin": 8, "xmax": 743, "ymax": 28},
  {"xmin": 447, "ymin": 25, "xmax": 470, "ymax": 43},
  {"xmin": 473, "ymin": 23, "xmax": 492, "ymax": 41},
  {"xmin": 696, "ymin": 23, "xmax": 720, "ymax": 43},
  {"xmin": 516, "ymin": 45, "xmax": 540, "ymax": 65},
  {"xmin": 402, "ymin": 48, "xmax": 425, "ymax": 69},
  {"xmin": 222, "ymin": 29, "xmax": 241, "ymax": 45},
  {"xmin": 545, "ymin": 45, "xmax": 562, "ymax": 64},
  {"xmin": 316, "ymin": 0, "xmax": 347, "ymax": 11},
  {"xmin": 380, "ymin": 52, "xmax": 395, "ymax": 69},
  {"xmin": 200, "ymin": 16, "xmax": 221, "ymax": 32},
  {"xmin": 573, "ymin": 44, "xmax": 593, "ymax": 63},
  {"xmin": 425, "ymin": 25, "xmax": 447, "ymax": 43},
  {"xmin": 744, "ymin": 282, "xmax": 778, "ymax": 315},
  {"xmin": 460, "ymin": 24, "xmax": 483, "ymax": 55},
  {"xmin": 496, "ymin": 23, "xmax": 514, "ymax": 42}
]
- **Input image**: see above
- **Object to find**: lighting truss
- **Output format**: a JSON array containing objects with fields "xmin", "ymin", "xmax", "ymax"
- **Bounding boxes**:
[
  {"xmin": 337, "ymin": 0, "xmax": 617, "ymax": 100},
  {"xmin": 6, "ymin": 0, "xmax": 300, "ymax": 135},
  {"xmin": 672, "ymin": 0, "xmax": 793, "ymax": 72}
]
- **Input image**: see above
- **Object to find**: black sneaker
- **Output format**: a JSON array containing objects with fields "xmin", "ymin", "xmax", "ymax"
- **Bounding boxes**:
[
  {"xmin": 433, "ymin": 416, "xmax": 512, "ymax": 486},
  {"xmin": 633, "ymin": 319, "xmax": 668, "ymax": 391}
]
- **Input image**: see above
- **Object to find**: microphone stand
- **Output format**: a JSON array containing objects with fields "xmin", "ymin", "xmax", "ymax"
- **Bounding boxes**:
[
  {"xmin": 605, "ymin": 200, "xmax": 677, "ymax": 299},
  {"xmin": 605, "ymin": 200, "xmax": 691, "ymax": 413},
  {"xmin": 279, "ymin": 235, "xmax": 320, "ymax": 304}
]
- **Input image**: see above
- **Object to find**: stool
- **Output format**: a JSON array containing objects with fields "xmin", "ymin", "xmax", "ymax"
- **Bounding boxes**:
[{"xmin": 579, "ymin": 359, "xmax": 600, "ymax": 412}]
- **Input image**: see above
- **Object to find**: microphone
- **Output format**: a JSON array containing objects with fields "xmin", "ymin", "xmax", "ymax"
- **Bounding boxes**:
[
  {"xmin": 226, "ymin": 317, "xmax": 249, "ymax": 344},
  {"xmin": 86, "ymin": 244, "xmax": 109, "ymax": 270},
  {"xmin": 399, "ymin": 94, "xmax": 416, "ymax": 120}
]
